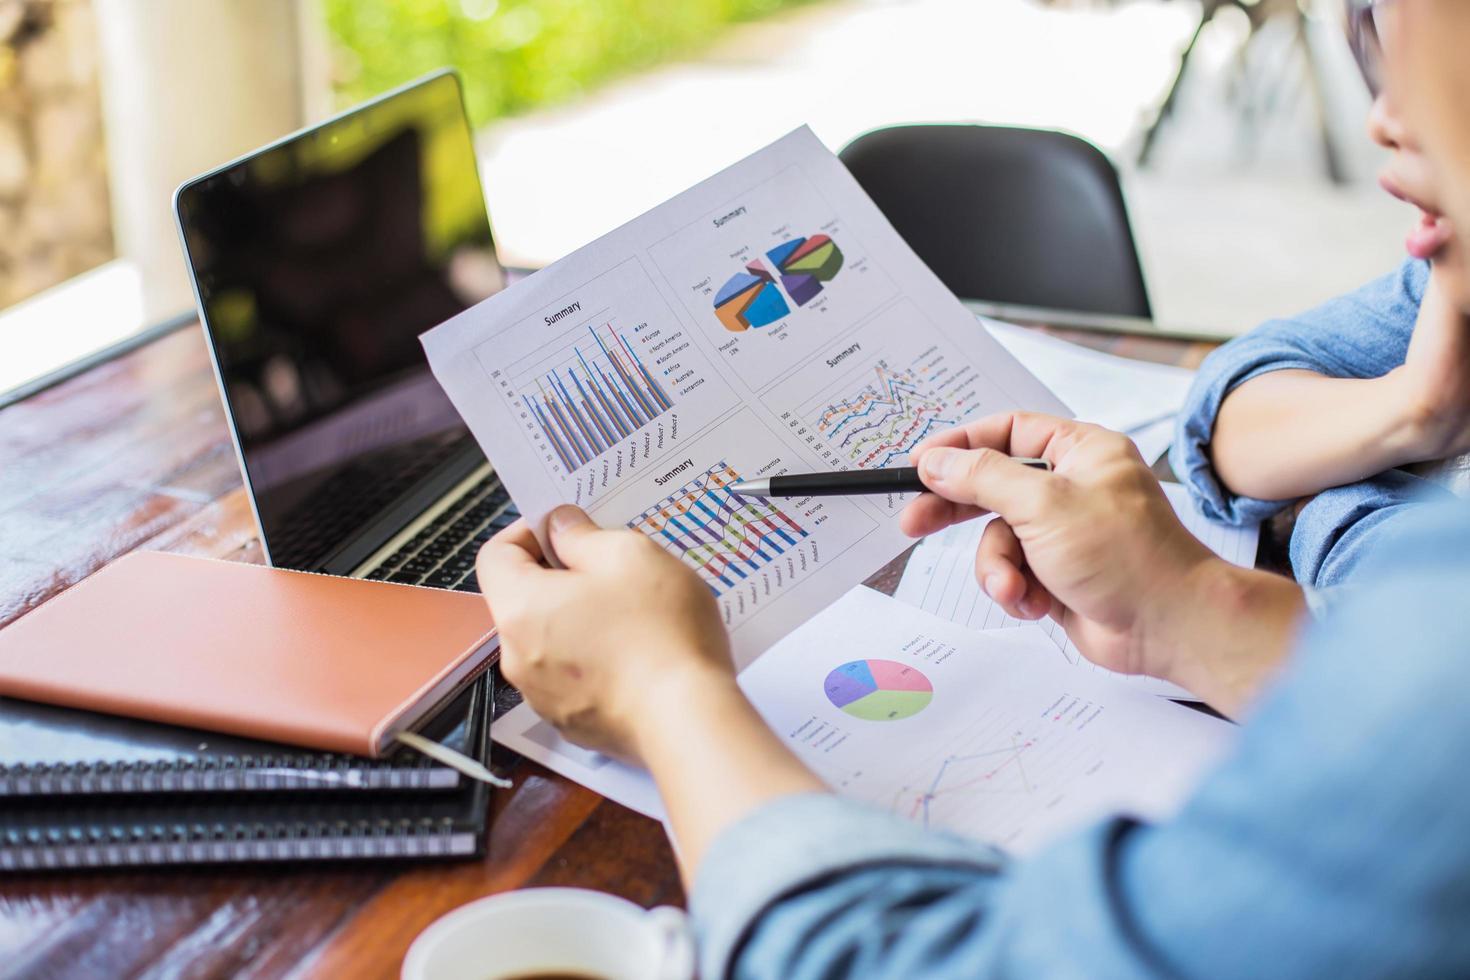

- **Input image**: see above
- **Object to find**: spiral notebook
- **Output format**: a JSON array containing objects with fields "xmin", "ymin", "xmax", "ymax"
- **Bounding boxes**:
[
  {"xmin": 0, "ymin": 678, "xmax": 488, "ymax": 798},
  {"xmin": 0, "ymin": 677, "xmax": 495, "ymax": 870},
  {"xmin": 0, "ymin": 768, "xmax": 492, "ymax": 870},
  {"xmin": 0, "ymin": 792, "xmax": 488, "ymax": 870}
]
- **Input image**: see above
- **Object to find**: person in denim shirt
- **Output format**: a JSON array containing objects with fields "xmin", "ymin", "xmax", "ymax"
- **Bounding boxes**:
[
  {"xmin": 475, "ymin": 3, "xmax": 1470, "ymax": 976},
  {"xmin": 1172, "ymin": 48, "xmax": 1470, "ymax": 587}
]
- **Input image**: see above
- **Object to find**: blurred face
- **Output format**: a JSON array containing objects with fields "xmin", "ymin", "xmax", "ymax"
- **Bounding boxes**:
[
  {"xmin": 1358, "ymin": 0, "xmax": 1464, "ymax": 302},
  {"xmin": 1379, "ymin": 0, "xmax": 1470, "ymax": 311}
]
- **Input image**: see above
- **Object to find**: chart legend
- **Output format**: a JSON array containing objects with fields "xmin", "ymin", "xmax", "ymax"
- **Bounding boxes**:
[
  {"xmin": 767, "ymin": 233, "xmax": 844, "ymax": 306},
  {"xmin": 521, "ymin": 321, "xmax": 674, "ymax": 473},
  {"xmin": 714, "ymin": 262, "xmax": 791, "ymax": 332},
  {"xmin": 629, "ymin": 461, "xmax": 809, "ymax": 595},
  {"xmin": 824, "ymin": 659, "xmax": 933, "ymax": 721}
]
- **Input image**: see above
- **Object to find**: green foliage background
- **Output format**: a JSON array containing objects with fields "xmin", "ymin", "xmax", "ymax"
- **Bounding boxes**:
[{"xmin": 322, "ymin": 0, "xmax": 820, "ymax": 127}]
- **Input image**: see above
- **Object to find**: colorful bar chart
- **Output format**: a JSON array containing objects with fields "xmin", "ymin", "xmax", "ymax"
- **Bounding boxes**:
[
  {"xmin": 766, "ymin": 233, "xmax": 844, "ymax": 307},
  {"xmin": 628, "ymin": 461, "xmax": 809, "ymax": 595},
  {"xmin": 521, "ymin": 322, "xmax": 674, "ymax": 473}
]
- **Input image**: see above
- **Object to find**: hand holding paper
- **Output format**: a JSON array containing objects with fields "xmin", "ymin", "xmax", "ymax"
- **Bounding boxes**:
[{"xmin": 476, "ymin": 508, "xmax": 736, "ymax": 763}]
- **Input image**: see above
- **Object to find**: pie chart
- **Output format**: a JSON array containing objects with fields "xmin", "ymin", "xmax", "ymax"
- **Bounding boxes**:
[
  {"xmin": 713, "ymin": 262, "xmax": 790, "ymax": 332},
  {"xmin": 824, "ymin": 659, "xmax": 933, "ymax": 721},
  {"xmin": 766, "ymin": 233, "xmax": 844, "ymax": 307}
]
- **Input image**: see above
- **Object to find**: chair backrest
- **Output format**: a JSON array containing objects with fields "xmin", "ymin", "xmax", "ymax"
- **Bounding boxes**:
[{"xmin": 840, "ymin": 125, "xmax": 1151, "ymax": 319}]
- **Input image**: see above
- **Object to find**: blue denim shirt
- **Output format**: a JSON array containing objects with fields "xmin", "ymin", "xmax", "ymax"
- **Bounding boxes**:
[
  {"xmin": 1167, "ymin": 258, "xmax": 1462, "ymax": 588},
  {"xmin": 691, "ymin": 498, "xmax": 1470, "ymax": 978}
]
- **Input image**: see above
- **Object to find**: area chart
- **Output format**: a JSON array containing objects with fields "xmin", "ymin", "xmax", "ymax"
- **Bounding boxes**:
[
  {"xmin": 714, "ymin": 262, "xmax": 790, "ymax": 332},
  {"xmin": 767, "ymin": 233, "xmax": 844, "ymax": 306},
  {"xmin": 824, "ymin": 659, "xmax": 933, "ymax": 721},
  {"xmin": 522, "ymin": 322, "xmax": 674, "ymax": 472},
  {"xmin": 628, "ymin": 461, "xmax": 809, "ymax": 595}
]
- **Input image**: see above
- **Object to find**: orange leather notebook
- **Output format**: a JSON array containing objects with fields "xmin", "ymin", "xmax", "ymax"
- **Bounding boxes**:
[{"xmin": 0, "ymin": 552, "xmax": 497, "ymax": 757}]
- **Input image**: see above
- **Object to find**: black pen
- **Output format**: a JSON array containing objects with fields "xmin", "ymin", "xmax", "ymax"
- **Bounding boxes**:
[{"xmin": 729, "ymin": 460, "xmax": 1051, "ymax": 498}]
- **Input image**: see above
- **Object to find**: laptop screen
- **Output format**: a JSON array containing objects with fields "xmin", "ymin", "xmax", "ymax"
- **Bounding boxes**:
[{"xmin": 176, "ymin": 72, "xmax": 503, "ymax": 570}]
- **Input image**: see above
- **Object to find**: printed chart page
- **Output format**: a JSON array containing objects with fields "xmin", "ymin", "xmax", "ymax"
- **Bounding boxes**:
[
  {"xmin": 895, "ymin": 482, "xmax": 1260, "ymax": 699},
  {"xmin": 423, "ymin": 127, "xmax": 1066, "ymax": 667},
  {"xmin": 496, "ymin": 588, "xmax": 1238, "ymax": 857}
]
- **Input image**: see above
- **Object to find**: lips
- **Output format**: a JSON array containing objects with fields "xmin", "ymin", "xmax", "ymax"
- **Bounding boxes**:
[{"xmin": 1380, "ymin": 175, "xmax": 1455, "ymax": 261}]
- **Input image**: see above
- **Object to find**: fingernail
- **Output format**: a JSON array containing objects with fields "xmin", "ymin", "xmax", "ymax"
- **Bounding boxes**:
[
  {"xmin": 548, "ymin": 506, "xmax": 590, "ymax": 534},
  {"xmin": 921, "ymin": 447, "xmax": 959, "ymax": 481},
  {"xmin": 983, "ymin": 574, "xmax": 1003, "ymax": 598}
]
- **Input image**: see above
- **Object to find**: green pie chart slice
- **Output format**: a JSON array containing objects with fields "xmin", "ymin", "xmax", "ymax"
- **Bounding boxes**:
[{"xmin": 841, "ymin": 689, "xmax": 933, "ymax": 721}]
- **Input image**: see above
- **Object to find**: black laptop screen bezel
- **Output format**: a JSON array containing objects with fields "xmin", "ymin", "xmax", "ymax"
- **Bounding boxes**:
[{"xmin": 173, "ymin": 70, "xmax": 499, "ymax": 571}]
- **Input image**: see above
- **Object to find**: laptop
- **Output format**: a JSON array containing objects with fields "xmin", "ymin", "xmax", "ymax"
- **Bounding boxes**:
[{"xmin": 174, "ymin": 70, "xmax": 517, "ymax": 589}]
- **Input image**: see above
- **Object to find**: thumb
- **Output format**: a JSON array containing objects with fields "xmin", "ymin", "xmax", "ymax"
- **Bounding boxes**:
[
  {"xmin": 917, "ymin": 446, "xmax": 1056, "ymax": 521},
  {"xmin": 545, "ymin": 505, "xmax": 606, "ymax": 568}
]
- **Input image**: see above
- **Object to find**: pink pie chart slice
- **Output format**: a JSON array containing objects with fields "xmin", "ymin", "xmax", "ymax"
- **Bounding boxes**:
[{"xmin": 867, "ymin": 659, "xmax": 934, "ymax": 693}]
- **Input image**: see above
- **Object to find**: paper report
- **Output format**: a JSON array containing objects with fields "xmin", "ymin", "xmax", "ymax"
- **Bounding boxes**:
[
  {"xmin": 422, "ymin": 127, "xmax": 1066, "ymax": 666},
  {"xmin": 497, "ymin": 588, "xmax": 1238, "ymax": 856}
]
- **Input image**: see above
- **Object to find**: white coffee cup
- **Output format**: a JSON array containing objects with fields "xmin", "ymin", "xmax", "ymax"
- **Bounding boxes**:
[{"xmin": 402, "ymin": 887, "xmax": 695, "ymax": 980}]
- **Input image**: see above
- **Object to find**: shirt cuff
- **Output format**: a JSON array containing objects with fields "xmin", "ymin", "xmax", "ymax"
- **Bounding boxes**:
[
  {"xmin": 691, "ymin": 792, "xmax": 1006, "ymax": 979},
  {"xmin": 1171, "ymin": 360, "xmax": 1313, "ymax": 527}
]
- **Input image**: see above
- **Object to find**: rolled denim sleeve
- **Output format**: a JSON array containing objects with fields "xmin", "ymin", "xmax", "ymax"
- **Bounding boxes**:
[
  {"xmin": 692, "ymin": 793, "xmax": 1007, "ymax": 979},
  {"xmin": 1289, "ymin": 468, "xmax": 1453, "ymax": 588},
  {"xmin": 1169, "ymin": 259, "xmax": 1426, "ymax": 525}
]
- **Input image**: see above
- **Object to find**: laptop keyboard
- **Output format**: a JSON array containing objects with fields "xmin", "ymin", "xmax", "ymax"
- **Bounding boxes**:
[{"xmin": 362, "ymin": 475, "xmax": 519, "ymax": 593}]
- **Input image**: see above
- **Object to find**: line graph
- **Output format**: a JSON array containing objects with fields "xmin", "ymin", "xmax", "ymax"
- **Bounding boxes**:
[
  {"xmin": 795, "ymin": 346, "xmax": 983, "ymax": 469},
  {"xmin": 520, "ymin": 321, "xmax": 674, "ymax": 473},
  {"xmin": 889, "ymin": 695, "xmax": 1106, "ymax": 843},
  {"xmin": 628, "ymin": 461, "xmax": 809, "ymax": 595},
  {"xmin": 904, "ymin": 737, "xmax": 1036, "ymax": 828}
]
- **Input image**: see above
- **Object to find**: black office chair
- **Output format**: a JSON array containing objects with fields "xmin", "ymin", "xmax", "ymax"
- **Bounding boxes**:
[{"xmin": 840, "ymin": 125, "xmax": 1152, "ymax": 319}]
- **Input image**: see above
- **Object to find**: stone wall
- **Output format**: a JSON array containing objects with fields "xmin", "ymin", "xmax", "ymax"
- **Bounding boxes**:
[{"xmin": 0, "ymin": 0, "xmax": 112, "ymax": 309}]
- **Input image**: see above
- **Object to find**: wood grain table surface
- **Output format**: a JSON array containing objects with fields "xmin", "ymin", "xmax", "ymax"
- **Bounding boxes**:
[{"xmin": 0, "ymin": 315, "xmax": 1222, "ymax": 979}]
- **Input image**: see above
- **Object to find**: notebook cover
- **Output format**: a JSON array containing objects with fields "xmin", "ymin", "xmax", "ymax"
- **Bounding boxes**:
[
  {"xmin": 0, "ymin": 677, "xmax": 494, "ymax": 870},
  {"xmin": 0, "ymin": 675, "xmax": 487, "ymax": 797},
  {"xmin": 0, "ymin": 552, "xmax": 497, "ymax": 757}
]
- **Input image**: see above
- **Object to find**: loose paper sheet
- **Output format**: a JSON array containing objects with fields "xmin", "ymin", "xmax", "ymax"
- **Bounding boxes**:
[
  {"xmin": 979, "ymin": 318, "xmax": 1195, "ymax": 465},
  {"xmin": 1126, "ymin": 415, "xmax": 1179, "ymax": 466},
  {"xmin": 894, "ymin": 482, "xmax": 1259, "ymax": 699},
  {"xmin": 982, "ymin": 318, "xmax": 1195, "ymax": 434},
  {"xmin": 497, "ymin": 588, "xmax": 1237, "ymax": 856},
  {"xmin": 422, "ymin": 127, "xmax": 1067, "ymax": 668}
]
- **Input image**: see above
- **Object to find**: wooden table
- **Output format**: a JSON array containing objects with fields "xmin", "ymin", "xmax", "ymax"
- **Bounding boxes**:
[{"xmin": 0, "ymin": 313, "xmax": 1222, "ymax": 978}]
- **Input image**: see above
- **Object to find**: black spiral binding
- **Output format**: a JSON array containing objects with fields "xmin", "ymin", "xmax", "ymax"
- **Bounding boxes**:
[
  {"xmin": 0, "ymin": 814, "xmax": 473, "ymax": 869},
  {"xmin": 0, "ymin": 753, "xmax": 457, "ymax": 796}
]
